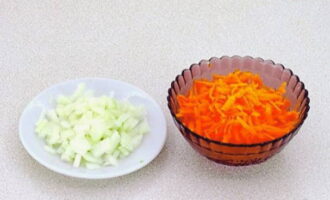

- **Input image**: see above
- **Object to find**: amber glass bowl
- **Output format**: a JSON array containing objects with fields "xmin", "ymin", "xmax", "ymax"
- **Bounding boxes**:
[{"xmin": 167, "ymin": 56, "xmax": 310, "ymax": 166}]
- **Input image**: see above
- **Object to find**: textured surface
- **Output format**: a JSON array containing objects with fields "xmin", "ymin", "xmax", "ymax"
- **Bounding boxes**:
[{"xmin": 0, "ymin": 0, "xmax": 329, "ymax": 199}]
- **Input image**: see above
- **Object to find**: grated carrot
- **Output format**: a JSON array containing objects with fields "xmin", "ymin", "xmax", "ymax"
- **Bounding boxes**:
[{"xmin": 176, "ymin": 70, "xmax": 300, "ymax": 144}]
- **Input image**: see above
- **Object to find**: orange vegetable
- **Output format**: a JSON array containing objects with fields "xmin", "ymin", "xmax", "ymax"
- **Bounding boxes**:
[{"xmin": 176, "ymin": 70, "xmax": 299, "ymax": 144}]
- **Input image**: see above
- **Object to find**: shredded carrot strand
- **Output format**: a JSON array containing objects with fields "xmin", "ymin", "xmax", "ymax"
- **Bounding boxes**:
[{"xmin": 176, "ymin": 70, "xmax": 300, "ymax": 144}]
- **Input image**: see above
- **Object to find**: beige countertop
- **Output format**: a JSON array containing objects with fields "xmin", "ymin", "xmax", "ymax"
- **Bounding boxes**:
[{"xmin": 1, "ymin": 1, "xmax": 329, "ymax": 199}]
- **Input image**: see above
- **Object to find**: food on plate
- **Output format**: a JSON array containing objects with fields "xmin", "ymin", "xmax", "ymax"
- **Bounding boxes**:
[{"xmin": 35, "ymin": 84, "xmax": 149, "ymax": 169}]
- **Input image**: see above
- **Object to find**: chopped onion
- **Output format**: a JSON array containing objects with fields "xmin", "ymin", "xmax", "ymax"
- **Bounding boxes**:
[{"xmin": 35, "ymin": 84, "xmax": 149, "ymax": 168}]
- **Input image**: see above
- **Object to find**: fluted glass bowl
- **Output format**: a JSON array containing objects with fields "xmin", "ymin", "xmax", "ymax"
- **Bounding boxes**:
[{"xmin": 167, "ymin": 56, "xmax": 310, "ymax": 166}]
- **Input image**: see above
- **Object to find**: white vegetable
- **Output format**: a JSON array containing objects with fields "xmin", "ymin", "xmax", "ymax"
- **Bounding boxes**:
[
  {"xmin": 70, "ymin": 136, "xmax": 91, "ymax": 155},
  {"xmin": 35, "ymin": 84, "xmax": 149, "ymax": 168},
  {"xmin": 44, "ymin": 145, "xmax": 56, "ymax": 154},
  {"xmin": 83, "ymin": 153, "xmax": 102, "ymax": 164},
  {"xmin": 104, "ymin": 154, "xmax": 118, "ymax": 166},
  {"xmin": 73, "ymin": 154, "xmax": 82, "ymax": 167}
]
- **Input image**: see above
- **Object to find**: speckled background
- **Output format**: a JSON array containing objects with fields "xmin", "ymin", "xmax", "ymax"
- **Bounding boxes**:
[{"xmin": 1, "ymin": 1, "xmax": 329, "ymax": 199}]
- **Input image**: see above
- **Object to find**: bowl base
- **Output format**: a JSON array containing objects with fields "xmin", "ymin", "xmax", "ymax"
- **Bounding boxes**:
[{"xmin": 206, "ymin": 157, "xmax": 270, "ymax": 166}]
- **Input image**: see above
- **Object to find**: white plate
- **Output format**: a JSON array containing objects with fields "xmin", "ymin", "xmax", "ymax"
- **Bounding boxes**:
[{"xmin": 19, "ymin": 78, "xmax": 167, "ymax": 179}]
